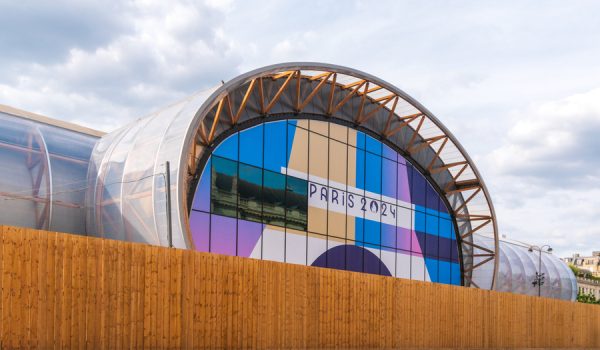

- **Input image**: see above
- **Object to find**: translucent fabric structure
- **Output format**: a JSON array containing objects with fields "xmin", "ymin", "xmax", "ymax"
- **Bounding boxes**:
[
  {"xmin": 0, "ymin": 110, "xmax": 99, "ymax": 234},
  {"xmin": 86, "ymin": 88, "xmax": 218, "ymax": 246},
  {"xmin": 86, "ymin": 62, "xmax": 499, "ymax": 288},
  {"xmin": 473, "ymin": 236, "xmax": 576, "ymax": 301}
]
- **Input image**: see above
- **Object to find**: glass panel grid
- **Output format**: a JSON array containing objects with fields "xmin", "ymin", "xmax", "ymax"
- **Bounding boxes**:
[{"xmin": 190, "ymin": 117, "xmax": 459, "ymax": 285}]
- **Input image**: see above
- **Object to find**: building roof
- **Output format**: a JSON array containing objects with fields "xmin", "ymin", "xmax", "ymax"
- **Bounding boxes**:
[{"xmin": 0, "ymin": 104, "xmax": 105, "ymax": 137}]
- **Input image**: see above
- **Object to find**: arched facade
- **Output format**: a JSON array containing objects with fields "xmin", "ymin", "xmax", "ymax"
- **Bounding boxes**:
[{"xmin": 85, "ymin": 63, "xmax": 500, "ymax": 289}]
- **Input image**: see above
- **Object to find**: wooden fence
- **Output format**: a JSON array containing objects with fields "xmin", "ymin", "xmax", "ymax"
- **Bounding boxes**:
[{"xmin": 0, "ymin": 225, "xmax": 598, "ymax": 349}]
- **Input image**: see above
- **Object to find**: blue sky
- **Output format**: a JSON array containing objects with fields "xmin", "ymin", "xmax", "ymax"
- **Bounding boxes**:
[{"xmin": 1, "ymin": 0, "xmax": 599, "ymax": 257}]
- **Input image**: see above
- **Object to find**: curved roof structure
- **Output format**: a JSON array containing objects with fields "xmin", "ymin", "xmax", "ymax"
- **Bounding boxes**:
[
  {"xmin": 0, "ymin": 108, "xmax": 99, "ymax": 235},
  {"xmin": 86, "ymin": 62, "xmax": 499, "ymax": 289},
  {"xmin": 474, "ymin": 236, "xmax": 577, "ymax": 300}
]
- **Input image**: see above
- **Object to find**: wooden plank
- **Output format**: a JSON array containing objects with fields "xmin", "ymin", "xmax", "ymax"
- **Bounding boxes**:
[
  {"xmin": 180, "ymin": 249, "xmax": 194, "ymax": 349},
  {"xmin": 84, "ymin": 234, "xmax": 101, "ymax": 349},
  {"xmin": 129, "ymin": 243, "xmax": 146, "ymax": 349},
  {"xmin": 169, "ymin": 248, "xmax": 183, "ymax": 348},
  {"xmin": 7, "ymin": 227, "xmax": 25, "ymax": 348},
  {"xmin": 69, "ymin": 234, "xmax": 87, "ymax": 349},
  {"xmin": 31, "ymin": 226, "xmax": 45, "ymax": 349}
]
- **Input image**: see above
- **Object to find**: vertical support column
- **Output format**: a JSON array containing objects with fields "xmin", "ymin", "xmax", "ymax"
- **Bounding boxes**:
[{"xmin": 165, "ymin": 161, "xmax": 173, "ymax": 248}]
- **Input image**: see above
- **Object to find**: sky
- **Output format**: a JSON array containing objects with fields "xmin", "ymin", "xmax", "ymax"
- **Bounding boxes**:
[{"xmin": 1, "ymin": 0, "xmax": 599, "ymax": 257}]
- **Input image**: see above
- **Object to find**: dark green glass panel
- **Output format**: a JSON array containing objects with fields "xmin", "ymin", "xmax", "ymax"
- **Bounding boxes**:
[
  {"xmin": 238, "ymin": 163, "xmax": 263, "ymax": 223},
  {"xmin": 211, "ymin": 156, "xmax": 238, "ymax": 218},
  {"xmin": 285, "ymin": 176, "xmax": 308, "ymax": 230},
  {"xmin": 262, "ymin": 170, "xmax": 286, "ymax": 227}
]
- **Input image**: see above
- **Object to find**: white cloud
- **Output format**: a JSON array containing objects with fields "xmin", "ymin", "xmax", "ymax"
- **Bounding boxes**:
[
  {"xmin": 0, "ymin": 0, "xmax": 242, "ymax": 130},
  {"xmin": 485, "ymin": 88, "xmax": 600, "ymax": 257},
  {"xmin": 489, "ymin": 88, "xmax": 600, "ymax": 187}
]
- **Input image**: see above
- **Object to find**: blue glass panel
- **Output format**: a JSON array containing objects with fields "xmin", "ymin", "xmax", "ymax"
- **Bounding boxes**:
[
  {"xmin": 213, "ymin": 132, "xmax": 238, "ymax": 161},
  {"xmin": 438, "ymin": 260, "xmax": 451, "ymax": 284},
  {"xmin": 363, "ymin": 218, "xmax": 381, "ymax": 246},
  {"xmin": 264, "ymin": 121, "xmax": 286, "ymax": 173},
  {"xmin": 355, "ymin": 148, "xmax": 365, "ymax": 191},
  {"xmin": 239, "ymin": 124, "xmax": 263, "ymax": 167},
  {"xmin": 355, "ymin": 217, "xmax": 365, "ymax": 242},
  {"xmin": 440, "ymin": 210, "xmax": 451, "ymax": 220},
  {"xmin": 439, "ymin": 218, "xmax": 453, "ymax": 239},
  {"xmin": 356, "ymin": 131, "xmax": 366, "ymax": 150},
  {"xmin": 365, "ymin": 135, "xmax": 382, "ymax": 155},
  {"xmin": 451, "ymin": 240, "xmax": 459, "ymax": 262},
  {"xmin": 414, "ymin": 210, "xmax": 426, "ymax": 233},
  {"xmin": 382, "ymin": 143, "xmax": 396, "ymax": 160},
  {"xmin": 425, "ymin": 258, "xmax": 438, "ymax": 282},
  {"xmin": 451, "ymin": 262, "xmax": 461, "ymax": 285},
  {"xmin": 426, "ymin": 214, "xmax": 439, "ymax": 236},
  {"xmin": 365, "ymin": 152, "xmax": 382, "ymax": 195}
]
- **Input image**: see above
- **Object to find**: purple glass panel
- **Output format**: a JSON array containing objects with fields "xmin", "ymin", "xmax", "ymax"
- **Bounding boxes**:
[
  {"xmin": 237, "ymin": 219, "xmax": 263, "ymax": 258},
  {"xmin": 425, "ymin": 234, "xmax": 439, "ymax": 257},
  {"xmin": 382, "ymin": 158, "xmax": 397, "ymax": 199},
  {"xmin": 189, "ymin": 211, "xmax": 210, "ymax": 252},
  {"xmin": 210, "ymin": 214, "xmax": 237, "ymax": 256},
  {"xmin": 426, "ymin": 183, "xmax": 439, "ymax": 212},
  {"xmin": 381, "ymin": 222, "xmax": 396, "ymax": 248},
  {"xmin": 397, "ymin": 227, "xmax": 412, "ymax": 251},
  {"xmin": 382, "ymin": 143, "xmax": 396, "ymax": 160},
  {"xmin": 413, "ymin": 231, "xmax": 426, "ymax": 256},
  {"xmin": 397, "ymin": 163, "xmax": 411, "ymax": 203},
  {"xmin": 192, "ymin": 158, "xmax": 211, "ymax": 212},
  {"xmin": 439, "ymin": 237, "xmax": 452, "ymax": 261}
]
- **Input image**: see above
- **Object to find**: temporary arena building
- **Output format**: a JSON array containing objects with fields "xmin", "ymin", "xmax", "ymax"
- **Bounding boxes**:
[{"xmin": 0, "ymin": 63, "xmax": 577, "ymax": 300}]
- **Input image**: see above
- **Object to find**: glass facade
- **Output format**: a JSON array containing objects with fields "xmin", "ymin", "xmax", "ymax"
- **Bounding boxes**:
[{"xmin": 190, "ymin": 118, "xmax": 461, "ymax": 285}]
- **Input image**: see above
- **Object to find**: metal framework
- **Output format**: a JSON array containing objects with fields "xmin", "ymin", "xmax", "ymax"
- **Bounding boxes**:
[{"xmin": 183, "ymin": 63, "xmax": 499, "ymax": 289}]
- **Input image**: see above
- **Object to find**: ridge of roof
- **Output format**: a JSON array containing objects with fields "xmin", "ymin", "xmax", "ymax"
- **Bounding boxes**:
[{"xmin": 0, "ymin": 104, "xmax": 106, "ymax": 137}]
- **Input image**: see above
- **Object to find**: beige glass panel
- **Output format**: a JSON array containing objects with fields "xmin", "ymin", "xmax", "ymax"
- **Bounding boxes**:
[
  {"xmin": 328, "ymin": 139, "xmax": 347, "ymax": 184},
  {"xmin": 288, "ymin": 127, "xmax": 308, "ymax": 178},
  {"xmin": 308, "ymin": 132, "xmax": 328, "ymax": 184},
  {"xmin": 308, "ymin": 206, "xmax": 327, "ymax": 235},
  {"xmin": 329, "ymin": 123, "xmax": 348, "ymax": 143},
  {"xmin": 309, "ymin": 120, "xmax": 329, "ymax": 137}
]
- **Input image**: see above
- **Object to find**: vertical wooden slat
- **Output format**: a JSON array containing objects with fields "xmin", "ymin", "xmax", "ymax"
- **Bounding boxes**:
[
  {"xmin": 5, "ymin": 226, "xmax": 25, "ymax": 349},
  {"xmin": 169, "ymin": 248, "xmax": 182, "ymax": 348},
  {"xmin": 84, "ymin": 234, "xmax": 101, "ymax": 349},
  {"xmin": 69, "ymin": 234, "xmax": 87, "ymax": 349}
]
